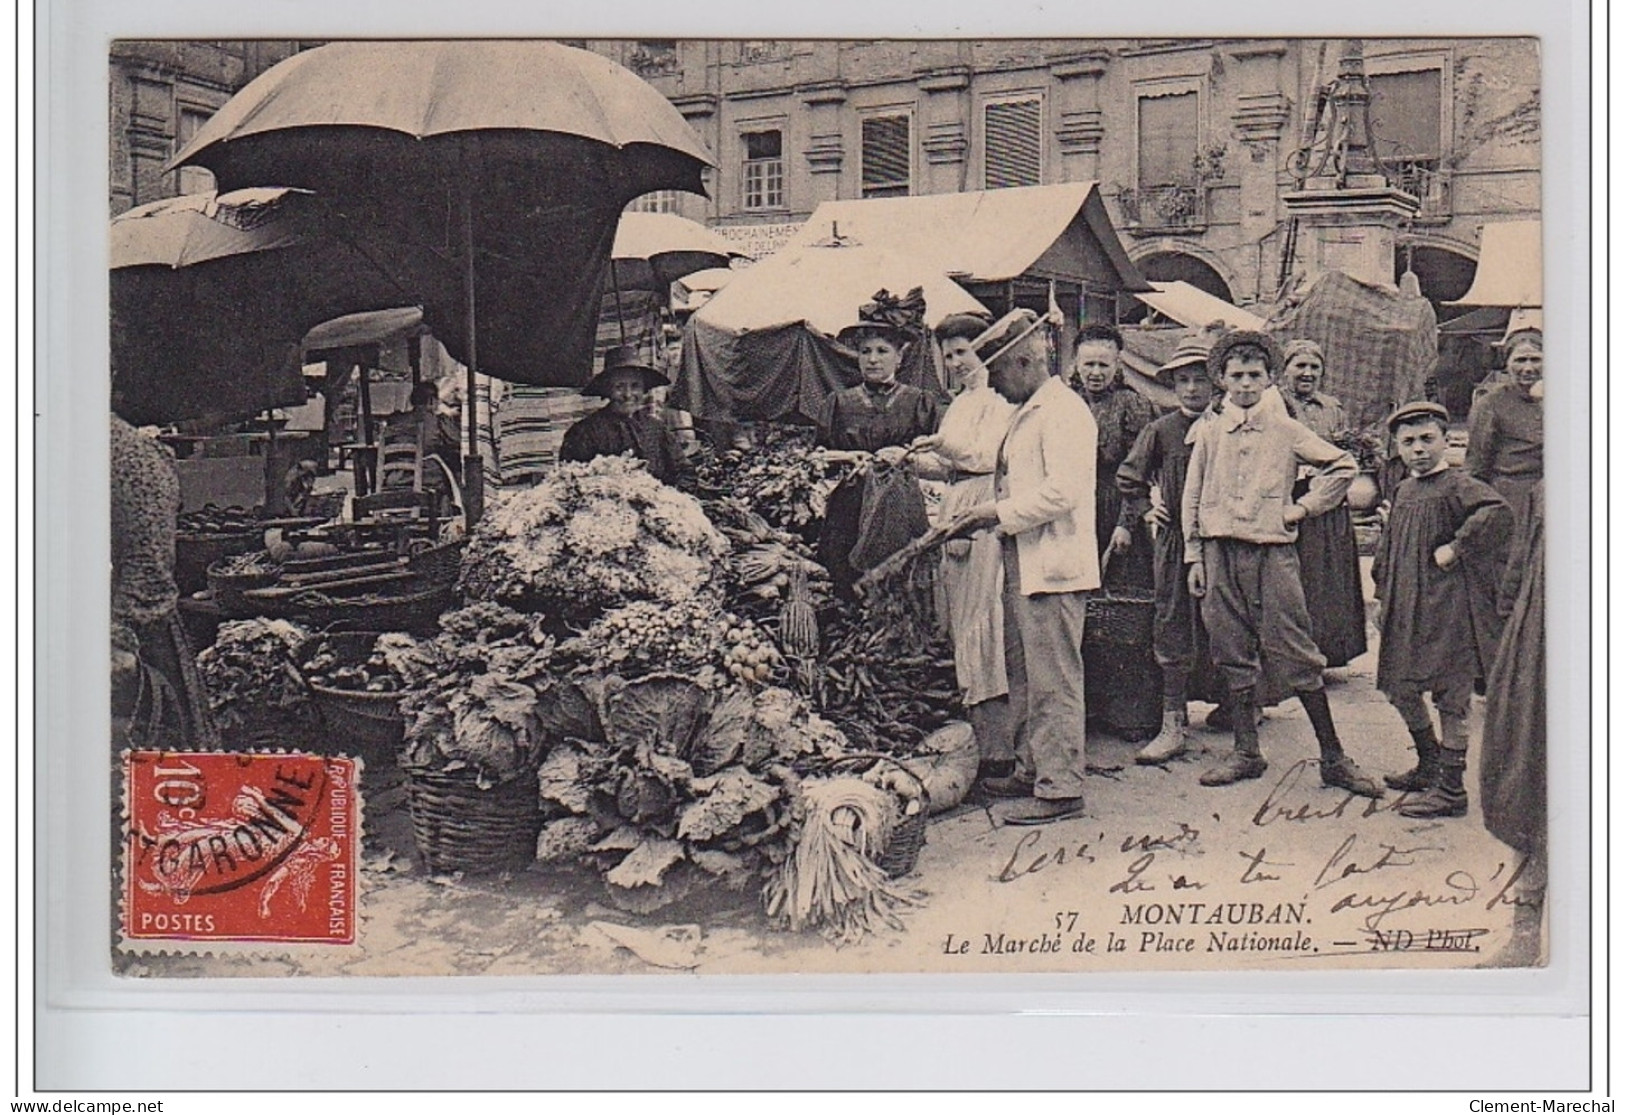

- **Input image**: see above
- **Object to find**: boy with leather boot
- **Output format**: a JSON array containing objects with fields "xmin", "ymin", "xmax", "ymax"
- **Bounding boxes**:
[
  {"xmin": 1181, "ymin": 331, "xmax": 1382, "ymax": 796},
  {"xmin": 1113, "ymin": 330, "xmax": 1220, "ymax": 764},
  {"xmin": 1373, "ymin": 402, "xmax": 1511, "ymax": 818}
]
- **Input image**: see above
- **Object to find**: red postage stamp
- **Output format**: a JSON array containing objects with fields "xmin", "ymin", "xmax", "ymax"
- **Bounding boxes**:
[{"xmin": 120, "ymin": 751, "xmax": 359, "ymax": 949}]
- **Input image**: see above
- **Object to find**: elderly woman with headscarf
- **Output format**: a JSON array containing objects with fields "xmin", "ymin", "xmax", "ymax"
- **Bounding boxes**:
[
  {"xmin": 1277, "ymin": 339, "xmax": 1368, "ymax": 668},
  {"xmin": 815, "ymin": 291, "xmax": 946, "ymax": 596},
  {"xmin": 906, "ymin": 312, "xmax": 1019, "ymax": 779},
  {"xmin": 1467, "ymin": 328, "xmax": 1544, "ymax": 538},
  {"xmin": 1073, "ymin": 322, "xmax": 1156, "ymax": 592}
]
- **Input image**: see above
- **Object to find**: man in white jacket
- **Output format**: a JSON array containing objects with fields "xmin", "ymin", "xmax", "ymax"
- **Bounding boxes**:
[{"xmin": 948, "ymin": 310, "xmax": 1099, "ymax": 825}]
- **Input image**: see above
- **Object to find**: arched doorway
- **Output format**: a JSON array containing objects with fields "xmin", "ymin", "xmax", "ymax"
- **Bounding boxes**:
[
  {"xmin": 1118, "ymin": 251, "xmax": 1236, "ymax": 324},
  {"xmin": 1398, "ymin": 242, "xmax": 1488, "ymax": 420}
]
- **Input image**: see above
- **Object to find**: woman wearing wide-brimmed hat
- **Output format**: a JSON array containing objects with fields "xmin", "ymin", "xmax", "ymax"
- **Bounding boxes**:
[
  {"xmin": 815, "ymin": 290, "xmax": 944, "ymax": 453},
  {"xmin": 560, "ymin": 344, "xmax": 690, "ymax": 486},
  {"xmin": 815, "ymin": 291, "xmax": 945, "ymax": 596}
]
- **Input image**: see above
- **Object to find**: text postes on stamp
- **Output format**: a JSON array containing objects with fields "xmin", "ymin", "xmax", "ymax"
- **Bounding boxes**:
[{"xmin": 121, "ymin": 751, "xmax": 358, "ymax": 948}]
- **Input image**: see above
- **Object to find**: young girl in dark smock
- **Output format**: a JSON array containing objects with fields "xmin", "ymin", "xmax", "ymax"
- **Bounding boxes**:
[{"xmin": 1373, "ymin": 402, "xmax": 1512, "ymax": 818}]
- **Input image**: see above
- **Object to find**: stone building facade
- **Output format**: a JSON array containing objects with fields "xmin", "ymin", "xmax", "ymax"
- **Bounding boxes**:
[
  {"xmin": 109, "ymin": 40, "xmax": 305, "ymax": 216},
  {"xmin": 589, "ymin": 38, "xmax": 1541, "ymax": 315},
  {"xmin": 107, "ymin": 37, "xmax": 1541, "ymax": 317}
]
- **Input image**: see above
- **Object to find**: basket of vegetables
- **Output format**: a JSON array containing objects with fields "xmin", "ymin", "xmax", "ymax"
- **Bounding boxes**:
[
  {"xmin": 205, "ymin": 551, "xmax": 282, "ymax": 617},
  {"xmin": 176, "ymin": 505, "xmax": 266, "ymax": 596},
  {"xmin": 395, "ymin": 604, "xmax": 556, "ymax": 874},
  {"xmin": 299, "ymin": 632, "xmax": 418, "ymax": 756}
]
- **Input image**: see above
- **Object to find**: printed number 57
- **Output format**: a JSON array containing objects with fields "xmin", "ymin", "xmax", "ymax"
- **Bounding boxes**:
[{"xmin": 1054, "ymin": 911, "xmax": 1079, "ymax": 932}]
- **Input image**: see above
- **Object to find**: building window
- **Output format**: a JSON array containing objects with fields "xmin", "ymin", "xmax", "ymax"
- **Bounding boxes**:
[
  {"xmin": 742, "ymin": 129, "xmax": 784, "ymax": 211},
  {"xmin": 861, "ymin": 114, "xmax": 911, "ymax": 198},
  {"xmin": 983, "ymin": 97, "xmax": 1042, "ymax": 189},
  {"xmin": 628, "ymin": 190, "xmax": 681, "ymax": 214},
  {"xmin": 175, "ymin": 106, "xmax": 216, "ymax": 196},
  {"xmin": 1368, "ymin": 68, "xmax": 1443, "ymax": 164},
  {"xmin": 1136, "ymin": 90, "xmax": 1199, "ymax": 189}
]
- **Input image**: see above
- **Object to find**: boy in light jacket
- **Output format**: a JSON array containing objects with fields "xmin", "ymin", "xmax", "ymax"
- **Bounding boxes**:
[{"xmin": 1182, "ymin": 331, "xmax": 1382, "ymax": 796}]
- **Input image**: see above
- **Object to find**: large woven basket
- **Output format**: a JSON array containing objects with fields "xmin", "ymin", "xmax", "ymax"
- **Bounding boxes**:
[
  {"xmin": 404, "ymin": 767, "xmax": 543, "ymax": 875},
  {"xmin": 296, "ymin": 631, "xmax": 409, "ymax": 763},
  {"xmin": 1083, "ymin": 591, "xmax": 1161, "ymax": 741}
]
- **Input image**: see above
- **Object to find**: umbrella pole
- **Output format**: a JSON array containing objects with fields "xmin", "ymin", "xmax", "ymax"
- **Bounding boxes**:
[
  {"xmin": 610, "ymin": 259, "xmax": 628, "ymax": 346},
  {"xmin": 461, "ymin": 178, "xmax": 484, "ymax": 525}
]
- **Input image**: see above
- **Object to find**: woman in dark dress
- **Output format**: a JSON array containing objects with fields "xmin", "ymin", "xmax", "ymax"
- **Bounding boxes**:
[
  {"xmin": 1280, "ymin": 339, "xmax": 1368, "ymax": 667},
  {"xmin": 1479, "ymin": 480, "xmax": 1546, "ymax": 965},
  {"xmin": 1467, "ymin": 329, "xmax": 1544, "ymax": 543},
  {"xmin": 816, "ymin": 293, "xmax": 944, "ymax": 595},
  {"xmin": 1070, "ymin": 323, "xmax": 1156, "ymax": 593}
]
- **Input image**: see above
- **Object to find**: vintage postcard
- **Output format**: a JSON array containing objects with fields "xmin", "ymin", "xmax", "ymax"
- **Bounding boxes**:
[{"xmin": 107, "ymin": 35, "xmax": 1550, "ymax": 978}]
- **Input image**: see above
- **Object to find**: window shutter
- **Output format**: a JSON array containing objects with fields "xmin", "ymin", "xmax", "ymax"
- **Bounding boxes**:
[
  {"xmin": 861, "ymin": 114, "xmax": 911, "ymax": 197},
  {"xmin": 984, "ymin": 99, "xmax": 1042, "ymax": 189},
  {"xmin": 1368, "ymin": 70, "xmax": 1443, "ymax": 162},
  {"xmin": 1137, "ymin": 91, "xmax": 1199, "ymax": 188}
]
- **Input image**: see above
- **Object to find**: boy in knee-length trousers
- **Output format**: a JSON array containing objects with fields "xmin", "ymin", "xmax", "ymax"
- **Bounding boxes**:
[
  {"xmin": 1374, "ymin": 400, "xmax": 1511, "ymax": 818},
  {"xmin": 1181, "ymin": 331, "xmax": 1383, "ymax": 796},
  {"xmin": 1113, "ymin": 330, "xmax": 1220, "ymax": 765}
]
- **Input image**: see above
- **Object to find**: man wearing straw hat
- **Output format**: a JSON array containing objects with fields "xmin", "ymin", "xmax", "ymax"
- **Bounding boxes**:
[{"xmin": 946, "ymin": 308, "xmax": 1097, "ymax": 825}]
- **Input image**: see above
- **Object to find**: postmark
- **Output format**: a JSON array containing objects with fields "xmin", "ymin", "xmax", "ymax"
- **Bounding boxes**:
[{"xmin": 120, "ymin": 750, "xmax": 360, "ymax": 951}]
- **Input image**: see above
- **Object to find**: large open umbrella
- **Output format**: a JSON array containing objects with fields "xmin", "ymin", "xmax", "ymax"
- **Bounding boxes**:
[
  {"xmin": 168, "ymin": 39, "xmax": 714, "ymax": 517},
  {"xmin": 610, "ymin": 211, "xmax": 739, "ymax": 292},
  {"xmin": 110, "ymin": 188, "xmax": 414, "ymax": 425}
]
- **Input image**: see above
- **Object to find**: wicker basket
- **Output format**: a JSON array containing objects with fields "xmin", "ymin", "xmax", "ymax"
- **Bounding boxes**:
[
  {"xmin": 1083, "ymin": 591, "xmax": 1161, "ymax": 742},
  {"xmin": 405, "ymin": 538, "xmax": 468, "ymax": 585},
  {"xmin": 404, "ymin": 767, "xmax": 543, "ymax": 875},
  {"xmin": 176, "ymin": 531, "xmax": 263, "ymax": 596},
  {"xmin": 308, "ymin": 684, "xmax": 406, "ymax": 760},
  {"xmin": 205, "ymin": 556, "xmax": 281, "ymax": 617},
  {"xmin": 297, "ymin": 631, "xmax": 409, "ymax": 760},
  {"xmin": 1086, "ymin": 590, "xmax": 1156, "ymax": 646}
]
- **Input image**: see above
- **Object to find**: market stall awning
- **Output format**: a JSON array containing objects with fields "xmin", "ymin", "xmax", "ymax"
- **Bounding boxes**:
[
  {"xmin": 694, "ymin": 241, "xmax": 985, "ymax": 336},
  {"xmin": 1446, "ymin": 220, "xmax": 1542, "ymax": 308},
  {"xmin": 1135, "ymin": 280, "xmax": 1266, "ymax": 331},
  {"xmin": 786, "ymin": 183, "xmax": 1150, "ymax": 293}
]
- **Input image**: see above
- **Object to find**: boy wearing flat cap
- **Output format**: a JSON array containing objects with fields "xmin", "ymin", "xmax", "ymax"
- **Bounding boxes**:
[
  {"xmin": 1182, "ymin": 330, "xmax": 1382, "ymax": 795},
  {"xmin": 1374, "ymin": 400, "xmax": 1512, "ymax": 818},
  {"xmin": 1114, "ymin": 328, "xmax": 1221, "ymax": 765}
]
